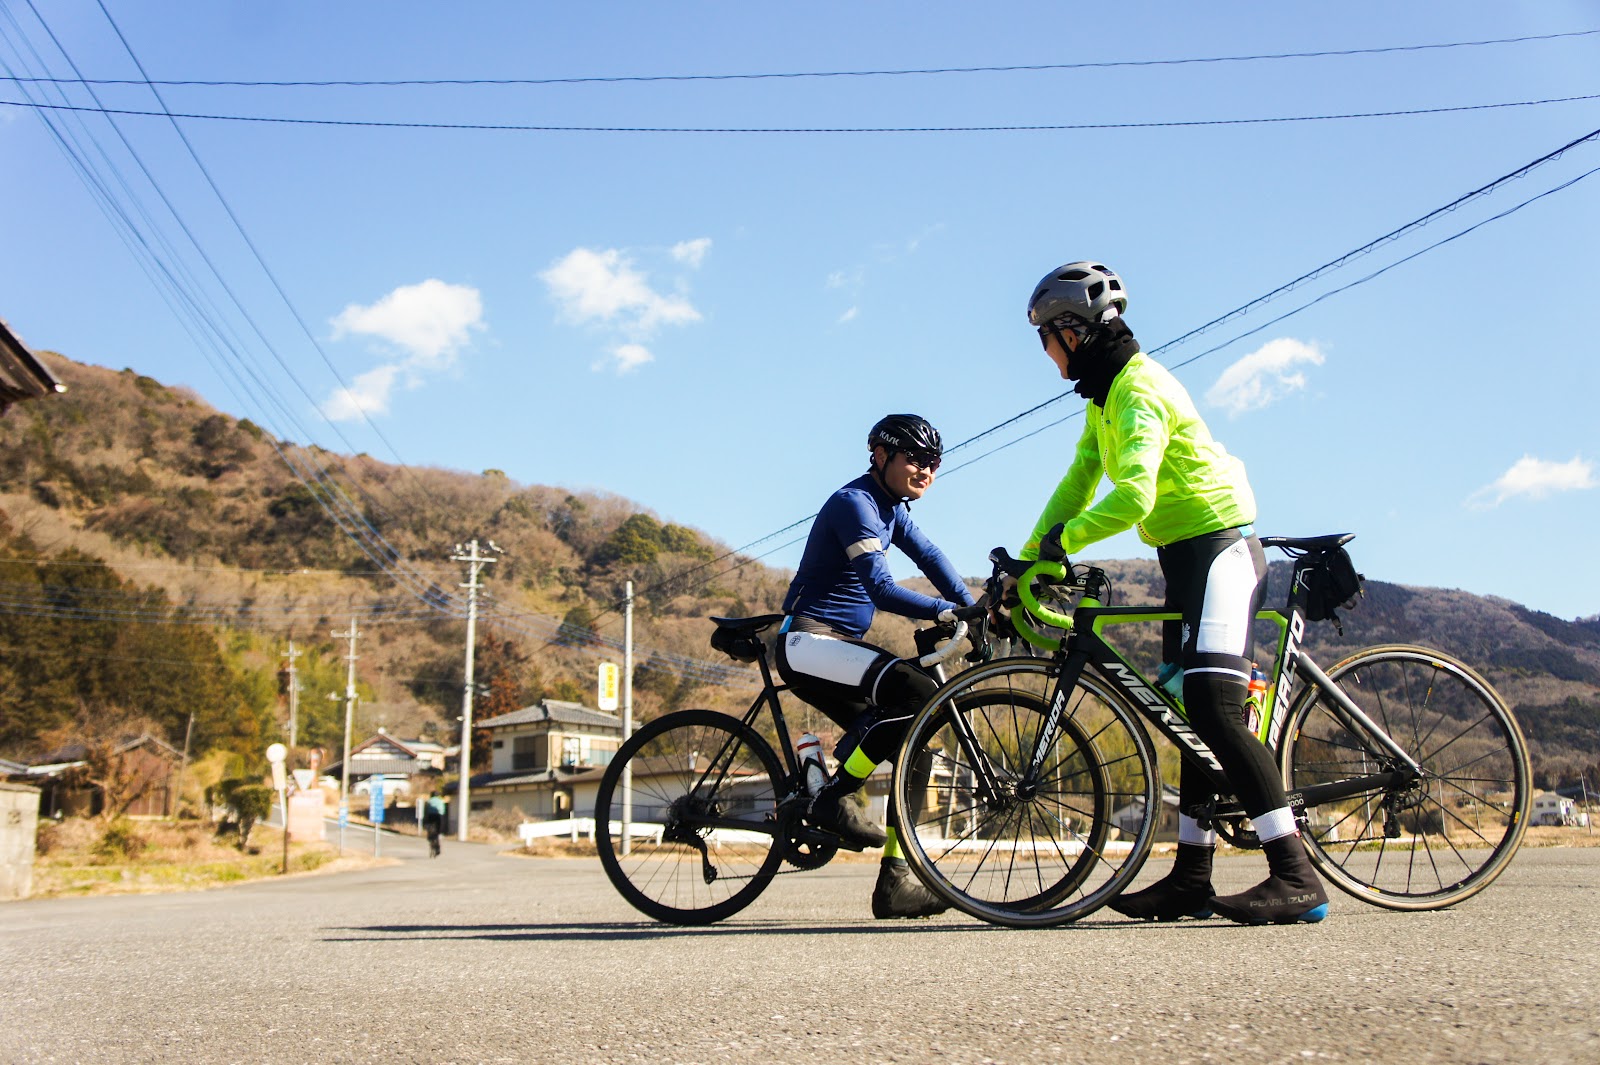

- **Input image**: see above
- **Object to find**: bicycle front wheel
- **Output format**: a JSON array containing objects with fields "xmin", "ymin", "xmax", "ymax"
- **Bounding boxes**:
[
  {"xmin": 892, "ymin": 657, "xmax": 1159, "ymax": 928},
  {"xmin": 1281, "ymin": 644, "xmax": 1532, "ymax": 910},
  {"xmin": 595, "ymin": 709, "xmax": 785, "ymax": 924}
]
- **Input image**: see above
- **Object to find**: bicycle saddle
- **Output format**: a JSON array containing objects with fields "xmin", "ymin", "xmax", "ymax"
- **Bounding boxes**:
[
  {"xmin": 709, "ymin": 614, "xmax": 784, "ymax": 662},
  {"xmin": 1258, "ymin": 533, "xmax": 1355, "ymax": 552},
  {"xmin": 709, "ymin": 614, "xmax": 784, "ymax": 636}
]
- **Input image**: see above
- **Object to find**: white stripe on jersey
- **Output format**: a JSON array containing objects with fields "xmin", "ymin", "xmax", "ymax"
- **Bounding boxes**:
[{"xmin": 844, "ymin": 537, "xmax": 883, "ymax": 561}]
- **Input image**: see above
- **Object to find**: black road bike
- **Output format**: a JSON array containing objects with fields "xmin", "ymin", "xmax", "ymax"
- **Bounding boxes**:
[
  {"xmin": 890, "ymin": 535, "xmax": 1532, "ymax": 928},
  {"xmin": 594, "ymin": 614, "xmax": 973, "ymax": 924}
]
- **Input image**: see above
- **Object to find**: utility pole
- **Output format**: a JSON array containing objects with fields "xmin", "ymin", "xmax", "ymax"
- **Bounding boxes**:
[
  {"xmin": 333, "ymin": 619, "xmax": 360, "ymax": 855},
  {"xmin": 171, "ymin": 710, "xmax": 195, "ymax": 820},
  {"xmin": 621, "ymin": 580, "xmax": 634, "ymax": 855},
  {"xmin": 453, "ymin": 539, "xmax": 501, "ymax": 842},
  {"xmin": 281, "ymin": 640, "xmax": 302, "ymax": 746}
]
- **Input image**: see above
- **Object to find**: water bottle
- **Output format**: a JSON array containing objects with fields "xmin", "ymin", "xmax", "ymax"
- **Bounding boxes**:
[
  {"xmin": 795, "ymin": 732, "xmax": 828, "ymax": 796},
  {"xmin": 1156, "ymin": 662, "xmax": 1184, "ymax": 704},
  {"xmin": 1245, "ymin": 665, "xmax": 1268, "ymax": 734}
]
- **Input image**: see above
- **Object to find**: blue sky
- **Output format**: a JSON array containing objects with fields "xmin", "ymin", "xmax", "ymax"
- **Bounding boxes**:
[{"xmin": 2, "ymin": 2, "xmax": 1597, "ymax": 621}]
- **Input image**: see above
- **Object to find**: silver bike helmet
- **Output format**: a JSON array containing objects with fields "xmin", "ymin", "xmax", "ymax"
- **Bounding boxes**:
[{"xmin": 1027, "ymin": 262, "xmax": 1128, "ymax": 327}]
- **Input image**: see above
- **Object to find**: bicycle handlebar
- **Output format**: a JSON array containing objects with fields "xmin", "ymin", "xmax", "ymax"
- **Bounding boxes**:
[{"xmin": 917, "ymin": 620, "xmax": 969, "ymax": 668}]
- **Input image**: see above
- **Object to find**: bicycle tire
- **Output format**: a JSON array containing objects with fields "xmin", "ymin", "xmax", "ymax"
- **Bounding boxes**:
[
  {"xmin": 1281, "ymin": 644, "xmax": 1532, "ymax": 911},
  {"xmin": 892, "ymin": 657, "xmax": 1159, "ymax": 928},
  {"xmin": 595, "ymin": 709, "xmax": 786, "ymax": 925}
]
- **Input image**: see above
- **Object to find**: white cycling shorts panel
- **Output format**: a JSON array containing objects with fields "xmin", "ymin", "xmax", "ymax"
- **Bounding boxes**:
[
  {"xmin": 1195, "ymin": 537, "xmax": 1258, "ymax": 657},
  {"xmin": 781, "ymin": 630, "xmax": 881, "ymax": 687}
]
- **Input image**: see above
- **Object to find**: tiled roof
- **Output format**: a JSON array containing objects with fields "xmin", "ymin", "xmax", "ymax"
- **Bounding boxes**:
[{"xmin": 478, "ymin": 699, "xmax": 622, "ymax": 732}]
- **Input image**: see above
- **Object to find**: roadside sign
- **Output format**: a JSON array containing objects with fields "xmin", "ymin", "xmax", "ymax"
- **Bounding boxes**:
[
  {"xmin": 338, "ymin": 801, "xmax": 348, "ymax": 828},
  {"xmin": 598, "ymin": 662, "xmax": 620, "ymax": 712},
  {"xmin": 369, "ymin": 776, "xmax": 386, "ymax": 823}
]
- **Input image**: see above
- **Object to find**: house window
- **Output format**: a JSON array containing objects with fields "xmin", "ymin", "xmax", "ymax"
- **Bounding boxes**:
[{"xmin": 512, "ymin": 734, "xmax": 546, "ymax": 771}]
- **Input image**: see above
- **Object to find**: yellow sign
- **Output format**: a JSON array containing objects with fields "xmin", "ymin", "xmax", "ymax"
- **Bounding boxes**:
[{"xmin": 597, "ymin": 662, "xmax": 620, "ymax": 712}]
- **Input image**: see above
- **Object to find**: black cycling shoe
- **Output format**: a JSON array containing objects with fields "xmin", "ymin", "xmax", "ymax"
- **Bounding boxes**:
[
  {"xmin": 871, "ymin": 858, "xmax": 948, "ymax": 919},
  {"xmin": 810, "ymin": 793, "xmax": 887, "ymax": 849},
  {"xmin": 1108, "ymin": 842, "xmax": 1215, "ymax": 921},
  {"xmin": 1209, "ymin": 835, "xmax": 1330, "ymax": 925}
]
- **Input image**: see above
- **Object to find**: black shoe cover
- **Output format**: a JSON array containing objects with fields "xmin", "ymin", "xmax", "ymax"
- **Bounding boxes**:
[
  {"xmin": 1209, "ymin": 835, "xmax": 1329, "ymax": 925},
  {"xmin": 1108, "ymin": 842, "xmax": 1215, "ymax": 921},
  {"xmin": 1108, "ymin": 878, "xmax": 1215, "ymax": 921},
  {"xmin": 811, "ymin": 793, "xmax": 887, "ymax": 849},
  {"xmin": 872, "ymin": 858, "xmax": 948, "ymax": 919}
]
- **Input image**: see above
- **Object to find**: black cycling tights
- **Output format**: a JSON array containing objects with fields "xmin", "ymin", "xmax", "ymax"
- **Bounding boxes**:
[{"xmin": 1158, "ymin": 527, "xmax": 1286, "ymax": 821}]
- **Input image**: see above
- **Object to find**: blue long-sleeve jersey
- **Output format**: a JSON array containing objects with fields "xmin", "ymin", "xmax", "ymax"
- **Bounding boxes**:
[{"xmin": 782, "ymin": 473, "xmax": 974, "ymax": 639}]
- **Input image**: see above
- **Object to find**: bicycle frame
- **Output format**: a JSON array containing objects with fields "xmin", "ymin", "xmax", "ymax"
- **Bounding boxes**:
[{"xmin": 998, "ymin": 553, "xmax": 1424, "ymax": 829}]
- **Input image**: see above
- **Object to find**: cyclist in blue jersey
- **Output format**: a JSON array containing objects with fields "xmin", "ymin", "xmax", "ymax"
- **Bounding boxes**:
[{"xmin": 776, "ymin": 414, "xmax": 981, "ymax": 918}]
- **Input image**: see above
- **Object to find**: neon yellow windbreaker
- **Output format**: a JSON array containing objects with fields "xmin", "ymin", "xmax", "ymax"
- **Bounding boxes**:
[{"xmin": 1021, "ymin": 352, "xmax": 1255, "ymax": 559}]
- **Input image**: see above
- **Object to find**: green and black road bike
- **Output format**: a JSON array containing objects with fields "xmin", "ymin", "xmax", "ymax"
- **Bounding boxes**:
[{"xmin": 891, "ymin": 534, "xmax": 1532, "ymax": 928}]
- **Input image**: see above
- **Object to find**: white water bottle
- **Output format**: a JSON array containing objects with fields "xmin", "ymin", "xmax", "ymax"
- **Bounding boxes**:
[{"xmin": 796, "ymin": 732, "xmax": 828, "ymax": 796}]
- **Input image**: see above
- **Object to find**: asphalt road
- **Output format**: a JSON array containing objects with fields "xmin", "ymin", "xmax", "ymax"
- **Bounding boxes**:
[{"xmin": 2, "ymin": 842, "xmax": 1595, "ymax": 1065}]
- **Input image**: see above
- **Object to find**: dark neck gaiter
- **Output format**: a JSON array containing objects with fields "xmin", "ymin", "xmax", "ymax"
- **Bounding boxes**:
[{"xmin": 1071, "ymin": 318, "xmax": 1141, "ymax": 406}]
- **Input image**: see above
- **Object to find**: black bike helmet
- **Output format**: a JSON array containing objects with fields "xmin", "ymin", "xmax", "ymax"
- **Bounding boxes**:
[
  {"xmin": 1027, "ymin": 261, "xmax": 1128, "ymax": 327},
  {"xmin": 868, "ymin": 414, "xmax": 942, "ymax": 459}
]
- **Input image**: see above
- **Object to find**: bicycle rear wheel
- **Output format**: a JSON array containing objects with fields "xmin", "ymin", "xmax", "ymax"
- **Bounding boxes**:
[
  {"xmin": 1281, "ymin": 644, "xmax": 1531, "ymax": 910},
  {"xmin": 595, "ymin": 709, "xmax": 785, "ymax": 924},
  {"xmin": 893, "ymin": 658, "xmax": 1159, "ymax": 928}
]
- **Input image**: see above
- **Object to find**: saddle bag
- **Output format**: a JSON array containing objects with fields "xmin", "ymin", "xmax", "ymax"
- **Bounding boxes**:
[{"xmin": 1305, "ymin": 547, "xmax": 1364, "ymax": 623}]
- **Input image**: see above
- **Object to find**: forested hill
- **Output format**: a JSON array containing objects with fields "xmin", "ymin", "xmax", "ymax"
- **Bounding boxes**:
[{"xmin": 0, "ymin": 350, "xmax": 1595, "ymax": 789}]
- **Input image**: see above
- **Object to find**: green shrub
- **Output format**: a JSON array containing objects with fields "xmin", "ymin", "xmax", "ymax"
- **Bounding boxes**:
[{"xmin": 95, "ymin": 819, "xmax": 147, "ymax": 862}]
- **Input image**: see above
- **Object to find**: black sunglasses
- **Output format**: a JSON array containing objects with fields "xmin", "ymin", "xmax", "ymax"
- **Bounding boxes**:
[{"xmin": 901, "ymin": 450, "xmax": 941, "ymax": 472}]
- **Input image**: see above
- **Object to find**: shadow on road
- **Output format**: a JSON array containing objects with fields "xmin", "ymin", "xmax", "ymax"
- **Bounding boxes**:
[{"xmin": 320, "ymin": 915, "xmax": 1266, "ymax": 942}]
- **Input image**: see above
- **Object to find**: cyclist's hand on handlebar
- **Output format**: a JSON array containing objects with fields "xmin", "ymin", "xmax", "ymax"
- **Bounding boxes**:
[
  {"xmin": 1039, "ymin": 522, "xmax": 1069, "ymax": 564},
  {"xmin": 938, "ymin": 596, "xmax": 990, "ymax": 624}
]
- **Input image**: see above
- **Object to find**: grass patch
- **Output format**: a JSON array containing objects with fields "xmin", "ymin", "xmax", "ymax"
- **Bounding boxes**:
[{"xmin": 30, "ymin": 818, "xmax": 367, "ymax": 898}]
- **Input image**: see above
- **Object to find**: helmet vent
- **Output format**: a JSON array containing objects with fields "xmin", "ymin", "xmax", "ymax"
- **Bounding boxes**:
[
  {"xmin": 1059, "ymin": 269, "xmax": 1089, "ymax": 281},
  {"xmin": 1086, "ymin": 281, "xmax": 1104, "ymax": 300}
]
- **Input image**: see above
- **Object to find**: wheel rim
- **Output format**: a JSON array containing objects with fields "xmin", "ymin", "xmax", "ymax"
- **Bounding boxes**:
[
  {"xmin": 596, "ymin": 712, "xmax": 783, "ymax": 923},
  {"xmin": 1286, "ymin": 648, "xmax": 1530, "ymax": 909}
]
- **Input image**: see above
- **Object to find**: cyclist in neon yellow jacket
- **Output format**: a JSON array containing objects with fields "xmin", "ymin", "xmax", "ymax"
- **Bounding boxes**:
[{"xmin": 1020, "ymin": 261, "xmax": 1328, "ymax": 926}]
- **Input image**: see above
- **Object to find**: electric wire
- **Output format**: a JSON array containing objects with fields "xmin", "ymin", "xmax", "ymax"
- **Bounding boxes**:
[
  {"xmin": 3, "ymin": 28, "xmax": 1595, "ymax": 86},
  {"xmin": 4, "ymin": 90, "xmax": 1598, "ymax": 134}
]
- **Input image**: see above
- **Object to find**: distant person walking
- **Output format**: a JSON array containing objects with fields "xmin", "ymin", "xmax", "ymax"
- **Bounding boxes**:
[{"xmin": 422, "ymin": 791, "xmax": 447, "ymax": 857}]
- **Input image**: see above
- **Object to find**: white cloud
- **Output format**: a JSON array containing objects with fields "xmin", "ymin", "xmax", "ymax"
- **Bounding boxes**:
[
  {"xmin": 671, "ymin": 237, "xmax": 711, "ymax": 268},
  {"xmin": 837, "ymin": 307, "xmax": 858, "ymax": 325},
  {"xmin": 324, "ymin": 280, "xmax": 484, "ymax": 421},
  {"xmin": 324, "ymin": 364, "xmax": 402, "ymax": 421},
  {"xmin": 330, "ymin": 279, "xmax": 483, "ymax": 367},
  {"xmin": 826, "ymin": 267, "xmax": 863, "ymax": 291},
  {"xmin": 594, "ymin": 343, "xmax": 655, "ymax": 375},
  {"xmin": 540, "ymin": 247, "xmax": 701, "ymax": 335},
  {"xmin": 1468, "ymin": 455, "xmax": 1595, "ymax": 508},
  {"xmin": 1205, "ymin": 338, "xmax": 1325, "ymax": 418}
]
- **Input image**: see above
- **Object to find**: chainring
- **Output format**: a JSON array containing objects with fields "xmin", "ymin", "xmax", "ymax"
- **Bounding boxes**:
[{"xmin": 1214, "ymin": 815, "xmax": 1262, "ymax": 850}]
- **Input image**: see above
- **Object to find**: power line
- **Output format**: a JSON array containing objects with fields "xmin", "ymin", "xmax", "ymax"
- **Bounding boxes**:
[
  {"xmin": 2, "ymin": 28, "xmax": 1595, "ymax": 87},
  {"xmin": 4, "ymin": 90, "xmax": 1598, "ymax": 134}
]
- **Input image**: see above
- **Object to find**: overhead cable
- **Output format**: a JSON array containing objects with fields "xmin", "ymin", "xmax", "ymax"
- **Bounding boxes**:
[
  {"xmin": 2, "ymin": 28, "xmax": 1595, "ymax": 87},
  {"xmin": 4, "ymin": 90, "xmax": 1598, "ymax": 134}
]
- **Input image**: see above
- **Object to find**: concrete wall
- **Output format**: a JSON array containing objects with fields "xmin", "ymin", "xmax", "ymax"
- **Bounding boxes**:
[{"xmin": 0, "ymin": 783, "xmax": 41, "ymax": 900}]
